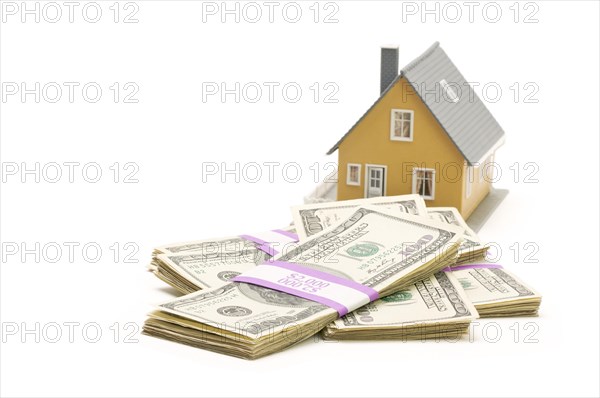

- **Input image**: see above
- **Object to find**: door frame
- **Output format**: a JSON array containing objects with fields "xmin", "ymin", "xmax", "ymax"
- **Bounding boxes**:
[{"xmin": 364, "ymin": 164, "xmax": 388, "ymax": 198}]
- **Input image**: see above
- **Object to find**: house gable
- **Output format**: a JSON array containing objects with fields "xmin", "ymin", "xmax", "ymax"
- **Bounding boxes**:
[
  {"xmin": 337, "ymin": 76, "xmax": 467, "ymax": 210},
  {"xmin": 328, "ymin": 42, "xmax": 506, "ymax": 166},
  {"xmin": 402, "ymin": 43, "xmax": 505, "ymax": 165}
]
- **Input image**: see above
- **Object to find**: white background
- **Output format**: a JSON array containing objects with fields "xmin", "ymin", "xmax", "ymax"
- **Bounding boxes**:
[{"xmin": 1, "ymin": 1, "xmax": 599, "ymax": 397}]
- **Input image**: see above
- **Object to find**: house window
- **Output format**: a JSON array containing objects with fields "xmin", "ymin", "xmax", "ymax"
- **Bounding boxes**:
[
  {"xmin": 412, "ymin": 168, "xmax": 435, "ymax": 200},
  {"xmin": 466, "ymin": 166, "xmax": 474, "ymax": 198},
  {"xmin": 346, "ymin": 164, "xmax": 361, "ymax": 186},
  {"xmin": 390, "ymin": 109, "xmax": 414, "ymax": 141},
  {"xmin": 440, "ymin": 79, "xmax": 459, "ymax": 103}
]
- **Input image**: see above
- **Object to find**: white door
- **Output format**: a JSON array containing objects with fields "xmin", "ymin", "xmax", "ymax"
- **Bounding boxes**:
[{"xmin": 366, "ymin": 166, "xmax": 385, "ymax": 198}]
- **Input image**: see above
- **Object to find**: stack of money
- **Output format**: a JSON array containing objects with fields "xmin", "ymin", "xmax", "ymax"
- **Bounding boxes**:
[
  {"xmin": 149, "ymin": 257, "xmax": 481, "ymax": 343},
  {"xmin": 292, "ymin": 201, "xmax": 486, "ymax": 265},
  {"xmin": 322, "ymin": 271, "xmax": 478, "ymax": 341},
  {"xmin": 291, "ymin": 194, "xmax": 427, "ymax": 240},
  {"xmin": 144, "ymin": 195, "xmax": 542, "ymax": 358},
  {"xmin": 151, "ymin": 194, "xmax": 429, "ymax": 295},
  {"xmin": 450, "ymin": 264, "xmax": 542, "ymax": 317},
  {"xmin": 150, "ymin": 250, "xmax": 264, "ymax": 294},
  {"xmin": 427, "ymin": 207, "xmax": 489, "ymax": 264},
  {"xmin": 149, "ymin": 227, "xmax": 296, "ymax": 294},
  {"xmin": 143, "ymin": 207, "xmax": 465, "ymax": 359}
]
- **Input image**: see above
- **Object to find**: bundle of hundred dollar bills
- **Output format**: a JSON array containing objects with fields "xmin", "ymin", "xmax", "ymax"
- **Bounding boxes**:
[
  {"xmin": 449, "ymin": 263, "xmax": 542, "ymax": 317},
  {"xmin": 144, "ymin": 194, "xmax": 541, "ymax": 359}
]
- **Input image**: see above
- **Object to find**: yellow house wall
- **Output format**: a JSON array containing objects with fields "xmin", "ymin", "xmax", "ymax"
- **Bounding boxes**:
[
  {"xmin": 460, "ymin": 157, "xmax": 493, "ymax": 219},
  {"xmin": 337, "ymin": 77, "xmax": 488, "ymax": 217}
]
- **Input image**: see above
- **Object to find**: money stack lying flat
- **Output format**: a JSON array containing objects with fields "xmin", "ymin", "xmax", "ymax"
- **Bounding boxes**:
[
  {"xmin": 144, "ymin": 195, "xmax": 542, "ymax": 359},
  {"xmin": 322, "ymin": 271, "xmax": 478, "ymax": 340},
  {"xmin": 144, "ymin": 206, "xmax": 465, "ymax": 359},
  {"xmin": 427, "ymin": 207, "xmax": 489, "ymax": 265},
  {"xmin": 150, "ymin": 244, "xmax": 267, "ymax": 294},
  {"xmin": 150, "ymin": 251, "xmax": 262, "ymax": 294},
  {"xmin": 451, "ymin": 265, "xmax": 542, "ymax": 317},
  {"xmin": 149, "ymin": 227, "xmax": 296, "ymax": 294},
  {"xmin": 290, "ymin": 194, "xmax": 428, "ymax": 240},
  {"xmin": 150, "ymin": 194, "xmax": 430, "ymax": 295}
]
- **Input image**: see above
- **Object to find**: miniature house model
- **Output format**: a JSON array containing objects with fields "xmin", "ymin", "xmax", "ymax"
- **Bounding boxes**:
[{"xmin": 327, "ymin": 42, "xmax": 505, "ymax": 219}]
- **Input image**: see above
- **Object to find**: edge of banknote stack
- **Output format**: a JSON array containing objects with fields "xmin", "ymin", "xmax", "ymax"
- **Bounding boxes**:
[
  {"xmin": 144, "ymin": 204, "xmax": 466, "ymax": 359},
  {"xmin": 143, "ymin": 194, "xmax": 542, "ymax": 359}
]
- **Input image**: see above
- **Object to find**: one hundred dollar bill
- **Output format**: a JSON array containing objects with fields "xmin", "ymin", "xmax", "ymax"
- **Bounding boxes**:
[
  {"xmin": 153, "ymin": 226, "xmax": 297, "ymax": 256},
  {"xmin": 428, "ymin": 207, "xmax": 489, "ymax": 263},
  {"xmin": 145, "ymin": 206, "xmax": 464, "ymax": 358},
  {"xmin": 149, "ymin": 227, "xmax": 297, "ymax": 293},
  {"xmin": 291, "ymin": 194, "xmax": 427, "ymax": 241},
  {"xmin": 452, "ymin": 266, "xmax": 541, "ymax": 317},
  {"xmin": 153, "ymin": 251, "xmax": 264, "ymax": 290},
  {"xmin": 323, "ymin": 271, "xmax": 478, "ymax": 340}
]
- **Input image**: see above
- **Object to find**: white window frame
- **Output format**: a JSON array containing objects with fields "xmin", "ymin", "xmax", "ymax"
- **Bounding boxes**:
[
  {"xmin": 364, "ymin": 164, "xmax": 388, "ymax": 198},
  {"xmin": 412, "ymin": 168, "xmax": 436, "ymax": 200},
  {"xmin": 390, "ymin": 109, "xmax": 414, "ymax": 142},
  {"xmin": 440, "ymin": 79, "xmax": 459, "ymax": 103},
  {"xmin": 346, "ymin": 163, "xmax": 361, "ymax": 186},
  {"xmin": 466, "ymin": 165, "xmax": 474, "ymax": 198}
]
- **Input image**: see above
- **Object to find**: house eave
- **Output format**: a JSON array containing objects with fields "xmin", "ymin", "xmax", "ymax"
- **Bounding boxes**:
[
  {"xmin": 326, "ymin": 74, "xmax": 405, "ymax": 155},
  {"xmin": 470, "ymin": 136, "xmax": 505, "ymax": 166}
]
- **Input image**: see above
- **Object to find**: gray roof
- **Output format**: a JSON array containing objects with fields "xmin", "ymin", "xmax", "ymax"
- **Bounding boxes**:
[{"xmin": 327, "ymin": 42, "xmax": 505, "ymax": 165}]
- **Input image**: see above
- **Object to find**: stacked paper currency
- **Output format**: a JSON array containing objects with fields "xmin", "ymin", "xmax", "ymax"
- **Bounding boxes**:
[
  {"xmin": 427, "ymin": 207, "xmax": 489, "ymax": 264},
  {"xmin": 289, "ymin": 194, "xmax": 428, "ymax": 239},
  {"xmin": 144, "ymin": 201, "xmax": 464, "ymax": 359},
  {"xmin": 150, "ymin": 238, "xmax": 269, "ymax": 294},
  {"xmin": 322, "ymin": 271, "xmax": 478, "ymax": 341},
  {"xmin": 149, "ymin": 195, "xmax": 429, "ymax": 295},
  {"xmin": 144, "ymin": 194, "xmax": 542, "ymax": 358},
  {"xmin": 450, "ymin": 264, "xmax": 542, "ymax": 317}
]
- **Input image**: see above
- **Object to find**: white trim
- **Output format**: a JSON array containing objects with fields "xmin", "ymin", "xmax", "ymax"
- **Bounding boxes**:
[
  {"xmin": 474, "ymin": 136, "xmax": 505, "ymax": 165},
  {"xmin": 466, "ymin": 166, "xmax": 474, "ymax": 198},
  {"xmin": 479, "ymin": 155, "xmax": 491, "ymax": 181},
  {"xmin": 390, "ymin": 109, "xmax": 414, "ymax": 142},
  {"xmin": 364, "ymin": 164, "xmax": 388, "ymax": 198},
  {"xmin": 412, "ymin": 168, "xmax": 436, "ymax": 200},
  {"xmin": 478, "ymin": 162, "xmax": 484, "ymax": 182},
  {"xmin": 346, "ymin": 163, "xmax": 361, "ymax": 186}
]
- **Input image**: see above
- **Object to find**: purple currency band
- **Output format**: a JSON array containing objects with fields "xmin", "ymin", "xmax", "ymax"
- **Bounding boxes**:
[
  {"xmin": 239, "ymin": 234, "xmax": 279, "ymax": 256},
  {"xmin": 268, "ymin": 261, "xmax": 380, "ymax": 302},
  {"xmin": 232, "ymin": 260, "xmax": 379, "ymax": 317},
  {"xmin": 443, "ymin": 263, "xmax": 504, "ymax": 272}
]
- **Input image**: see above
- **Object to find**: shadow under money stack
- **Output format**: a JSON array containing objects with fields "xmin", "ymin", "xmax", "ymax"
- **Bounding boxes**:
[{"xmin": 143, "ymin": 207, "xmax": 465, "ymax": 359}]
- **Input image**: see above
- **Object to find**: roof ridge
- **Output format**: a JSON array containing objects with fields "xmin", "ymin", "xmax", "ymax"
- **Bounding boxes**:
[
  {"xmin": 326, "ymin": 41, "xmax": 505, "ymax": 163},
  {"xmin": 401, "ymin": 41, "xmax": 440, "ymax": 73}
]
